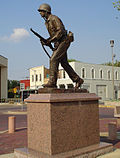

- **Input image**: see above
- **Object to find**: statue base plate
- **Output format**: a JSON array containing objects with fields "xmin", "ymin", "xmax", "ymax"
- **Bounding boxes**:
[{"xmin": 14, "ymin": 142, "xmax": 113, "ymax": 158}]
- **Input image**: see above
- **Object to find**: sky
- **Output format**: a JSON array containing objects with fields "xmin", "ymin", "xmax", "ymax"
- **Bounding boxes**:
[{"xmin": 0, "ymin": 0, "xmax": 120, "ymax": 80}]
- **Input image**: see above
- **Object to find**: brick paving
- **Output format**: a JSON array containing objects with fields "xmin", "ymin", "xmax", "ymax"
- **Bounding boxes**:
[
  {"xmin": 0, "ymin": 118, "xmax": 120, "ymax": 155},
  {"xmin": 0, "ymin": 113, "xmax": 27, "ymax": 155},
  {"xmin": 0, "ymin": 128, "xmax": 27, "ymax": 155},
  {"xmin": 0, "ymin": 107, "xmax": 120, "ymax": 155},
  {"xmin": 99, "ymin": 118, "xmax": 120, "ymax": 148},
  {"xmin": 99, "ymin": 118, "xmax": 117, "ymax": 132},
  {"xmin": 0, "ymin": 114, "xmax": 27, "ymax": 132},
  {"xmin": 99, "ymin": 107, "xmax": 114, "ymax": 118}
]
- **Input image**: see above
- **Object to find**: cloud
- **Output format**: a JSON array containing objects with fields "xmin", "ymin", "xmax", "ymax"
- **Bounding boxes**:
[{"xmin": 0, "ymin": 28, "xmax": 30, "ymax": 42}]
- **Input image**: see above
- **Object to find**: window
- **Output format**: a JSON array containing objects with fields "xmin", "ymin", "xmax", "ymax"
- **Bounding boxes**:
[
  {"xmin": 36, "ymin": 74, "xmax": 38, "ymax": 82},
  {"xmin": 46, "ymin": 74, "xmax": 49, "ymax": 78},
  {"xmin": 115, "ymin": 71, "xmax": 118, "ymax": 80},
  {"xmin": 67, "ymin": 84, "xmax": 74, "ymax": 89},
  {"xmin": 100, "ymin": 69, "xmax": 103, "ymax": 79},
  {"xmin": 91, "ymin": 68, "xmax": 95, "ymax": 79},
  {"xmin": 59, "ymin": 84, "xmax": 65, "ymax": 89},
  {"xmin": 108, "ymin": 70, "xmax": 111, "ymax": 80},
  {"xmin": 32, "ymin": 75, "xmax": 34, "ymax": 82},
  {"xmin": 39, "ymin": 74, "xmax": 41, "ymax": 81},
  {"xmin": 63, "ymin": 70, "xmax": 65, "ymax": 78},
  {"xmin": 82, "ymin": 68, "xmax": 85, "ymax": 78}
]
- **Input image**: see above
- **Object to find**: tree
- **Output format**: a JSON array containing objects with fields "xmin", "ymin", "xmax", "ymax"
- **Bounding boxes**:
[
  {"xmin": 104, "ymin": 60, "xmax": 120, "ymax": 67},
  {"xmin": 68, "ymin": 59, "xmax": 78, "ymax": 62},
  {"xmin": 113, "ymin": 1, "xmax": 120, "ymax": 11},
  {"xmin": 8, "ymin": 80, "xmax": 20, "ymax": 98},
  {"xmin": 8, "ymin": 80, "xmax": 20, "ymax": 89}
]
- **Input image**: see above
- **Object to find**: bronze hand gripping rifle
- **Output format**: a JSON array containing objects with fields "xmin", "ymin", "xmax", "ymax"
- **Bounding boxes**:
[{"xmin": 30, "ymin": 28, "xmax": 54, "ymax": 58}]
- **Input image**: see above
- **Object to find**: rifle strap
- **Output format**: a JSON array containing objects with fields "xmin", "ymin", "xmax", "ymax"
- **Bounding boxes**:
[{"xmin": 41, "ymin": 43, "xmax": 51, "ymax": 58}]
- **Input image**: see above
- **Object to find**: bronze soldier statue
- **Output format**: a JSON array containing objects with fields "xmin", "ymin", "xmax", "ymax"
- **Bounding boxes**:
[{"xmin": 38, "ymin": 3, "xmax": 84, "ymax": 88}]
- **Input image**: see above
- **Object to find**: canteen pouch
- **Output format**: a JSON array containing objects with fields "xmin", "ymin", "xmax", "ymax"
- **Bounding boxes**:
[{"xmin": 67, "ymin": 31, "xmax": 74, "ymax": 42}]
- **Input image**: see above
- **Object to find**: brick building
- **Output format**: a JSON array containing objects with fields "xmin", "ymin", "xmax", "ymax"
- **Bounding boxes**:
[{"xmin": 20, "ymin": 79, "xmax": 30, "ymax": 91}]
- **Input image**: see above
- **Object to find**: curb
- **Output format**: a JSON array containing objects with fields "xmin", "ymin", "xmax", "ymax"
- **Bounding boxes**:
[
  {"xmin": 0, "ymin": 103, "xmax": 26, "ymax": 106},
  {"xmin": 100, "ymin": 132, "xmax": 108, "ymax": 137},
  {"xmin": 2, "ymin": 111, "xmax": 27, "ymax": 115},
  {"xmin": 99, "ymin": 105, "xmax": 115, "ymax": 108},
  {"xmin": 100, "ymin": 132, "xmax": 120, "ymax": 139},
  {"xmin": 0, "ymin": 127, "xmax": 27, "ymax": 134}
]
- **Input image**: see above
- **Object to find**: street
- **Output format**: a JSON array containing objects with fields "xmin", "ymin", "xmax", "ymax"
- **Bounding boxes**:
[
  {"xmin": 0, "ymin": 104, "xmax": 27, "ymax": 112},
  {"xmin": 0, "ymin": 104, "xmax": 27, "ymax": 132},
  {"xmin": 0, "ymin": 104, "xmax": 115, "ymax": 132}
]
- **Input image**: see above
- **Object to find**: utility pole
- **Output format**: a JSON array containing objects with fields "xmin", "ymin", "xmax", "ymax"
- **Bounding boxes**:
[{"xmin": 110, "ymin": 40, "xmax": 115, "ymax": 100}]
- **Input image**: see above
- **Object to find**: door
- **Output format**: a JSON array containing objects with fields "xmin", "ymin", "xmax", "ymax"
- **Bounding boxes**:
[{"xmin": 96, "ymin": 85, "xmax": 106, "ymax": 100}]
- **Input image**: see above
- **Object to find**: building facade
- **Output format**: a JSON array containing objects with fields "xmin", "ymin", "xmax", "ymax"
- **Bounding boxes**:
[
  {"xmin": 0, "ymin": 55, "xmax": 8, "ymax": 100},
  {"xmin": 20, "ymin": 79, "xmax": 30, "ymax": 91},
  {"xmin": 29, "ymin": 62, "xmax": 120, "ymax": 100},
  {"xmin": 57, "ymin": 62, "xmax": 120, "ymax": 100},
  {"xmin": 30, "ymin": 65, "xmax": 49, "ymax": 90}
]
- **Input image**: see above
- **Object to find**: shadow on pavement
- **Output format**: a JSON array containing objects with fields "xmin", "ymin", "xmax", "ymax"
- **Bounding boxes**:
[
  {"xmin": 100, "ymin": 136, "xmax": 120, "ymax": 146},
  {"xmin": 15, "ymin": 127, "xmax": 27, "ymax": 132}
]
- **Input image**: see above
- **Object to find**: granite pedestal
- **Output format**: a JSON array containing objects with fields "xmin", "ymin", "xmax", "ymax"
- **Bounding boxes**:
[{"xmin": 14, "ymin": 89, "xmax": 113, "ymax": 158}]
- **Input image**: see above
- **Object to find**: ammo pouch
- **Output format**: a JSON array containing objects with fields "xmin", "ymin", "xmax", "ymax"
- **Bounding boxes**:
[{"xmin": 67, "ymin": 31, "xmax": 74, "ymax": 42}]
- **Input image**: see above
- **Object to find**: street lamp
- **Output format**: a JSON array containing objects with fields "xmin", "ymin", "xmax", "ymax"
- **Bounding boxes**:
[
  {"xmin": 110, "ymin": 40, "xmax": 114, "ymax": 47},
  {"xmin": 110, "ymin": 40, "xmax": 115, "ymax": 100}
]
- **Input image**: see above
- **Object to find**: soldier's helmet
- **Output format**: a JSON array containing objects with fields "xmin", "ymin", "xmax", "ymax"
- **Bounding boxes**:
[{"xmin": 38, "ymin": 4, "xmax": 51, "ymax": 13}]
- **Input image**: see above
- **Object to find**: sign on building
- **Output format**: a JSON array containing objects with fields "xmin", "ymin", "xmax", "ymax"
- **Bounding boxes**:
[{"xmin": 20, "ymin": 83, "xmax": 25, "ymax": 91}]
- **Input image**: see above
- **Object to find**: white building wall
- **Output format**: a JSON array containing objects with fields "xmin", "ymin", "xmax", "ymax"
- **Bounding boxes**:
[
  {"xmin": 57, "ymin": 61, "xmax": 120, "ymax": 100},
  {"xmin": 29, "ymin": 61, "xmax": 120, "ymax": 100},
  {"xmin": 30, "ymin": 66, "xmax": 44, "ymax": 89},
  {"xmin": 0, "ymin": 55, "xmax": 8, "ymax": 99},
  {"xmin": 1, "ymin": 67, "xmax": 8, "ymax": 99}
]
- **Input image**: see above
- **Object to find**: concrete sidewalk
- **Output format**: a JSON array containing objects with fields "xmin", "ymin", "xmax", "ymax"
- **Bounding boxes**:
[
  {"xmin": 98, "ymin": 149, "xmax": 120, "ymax": 158},
  {"xmin": 0, "ymin": 103, "xmax": 24, "ymax": 106},
  {"xmin": 0, "ymin": 153, "xmax": 14, "ymax": 158},
  {"xmin": 1, "ymin": 149, "xmax": 120, "ymax": 158}
]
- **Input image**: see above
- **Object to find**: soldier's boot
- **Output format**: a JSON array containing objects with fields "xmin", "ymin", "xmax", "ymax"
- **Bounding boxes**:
[
  {"xmin": 75, "ymin": 78, "xmax": 84, "ymax": 89},
  {"xmin": 43, "ymin": 64, "xmax": 58, "ymax": 88},
  {"xmin": 43, "ymin": 81, "xmax": 57, "ymax": 88},
  {"xmin": 42, "ymin": 77, "xmax": 57, "ymax": 88}
]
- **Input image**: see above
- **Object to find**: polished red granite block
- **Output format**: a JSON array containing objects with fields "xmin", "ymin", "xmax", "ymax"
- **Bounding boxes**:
[{"xmin": 26, "ymin": 93, "xmax": 100, "ymax": 155}]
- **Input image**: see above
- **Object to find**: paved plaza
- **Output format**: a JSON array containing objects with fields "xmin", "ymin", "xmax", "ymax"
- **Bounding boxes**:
[{"xmin": 0, "ymin": 103, "xmax": 120, "ymax": 157}]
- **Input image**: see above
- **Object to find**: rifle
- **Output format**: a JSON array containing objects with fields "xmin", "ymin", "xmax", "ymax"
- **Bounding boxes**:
[{"xmin": 30, "ymin": 28, "xmax": 54, "ymax": 58}]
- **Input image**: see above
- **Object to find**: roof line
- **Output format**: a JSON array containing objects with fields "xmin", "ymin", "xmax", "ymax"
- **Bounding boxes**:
[{"xmin": 0, "ymin": 55, "xmax": 8, "ymax": 60}]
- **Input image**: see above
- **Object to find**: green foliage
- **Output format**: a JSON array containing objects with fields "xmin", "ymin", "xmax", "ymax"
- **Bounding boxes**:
[
  {"xmin": 8, "ymin": 80, "xmax": 20, "ymax": 90},
  {"xmin": 113, "ymin": 1, "xmax": 120, "ymax": 11},
  {"xmin": 104, "ymin": 60, "xmax": 120, "ymax": 67},
  {"xmin": 68, "ymin": 59, "xmax": 78, "ymax": 62},
  {"xmin": 8, "ymin": 80, "xmax": 20, "ymax": 98}
]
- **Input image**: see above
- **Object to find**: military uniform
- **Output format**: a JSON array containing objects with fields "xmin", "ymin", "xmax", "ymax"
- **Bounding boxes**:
[
  {"xmin": 45, "ymin": 14, "xmax": 82, "ymax": 87},
  {"xmin": 38, "ymin": 4, "xmax": 83, "ymax": 88}
]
